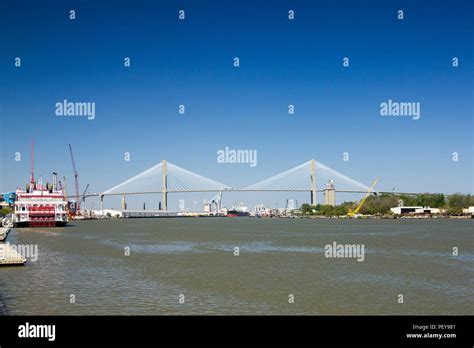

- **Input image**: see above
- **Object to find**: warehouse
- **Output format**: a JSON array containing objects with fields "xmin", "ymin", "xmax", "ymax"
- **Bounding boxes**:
[{"xmin": 390, "ymin": 206, "xmax": 441, "ymax": 215}]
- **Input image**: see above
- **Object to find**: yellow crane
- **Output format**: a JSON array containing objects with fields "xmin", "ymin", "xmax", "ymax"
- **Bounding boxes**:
[{"xmin": 348, "ymin": 178, "xmax": 379, "ymax": 217}]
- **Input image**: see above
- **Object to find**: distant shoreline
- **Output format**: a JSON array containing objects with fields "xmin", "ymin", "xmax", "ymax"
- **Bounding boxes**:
[{"xmin": 65, "ymin": 214, "xmax": 474, "ymax": 222}]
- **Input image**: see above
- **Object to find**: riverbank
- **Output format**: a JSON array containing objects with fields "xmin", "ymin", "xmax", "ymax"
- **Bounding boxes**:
[{"xmin": 77, "ymin": 213, "xmax": 474, "ymax": 221}]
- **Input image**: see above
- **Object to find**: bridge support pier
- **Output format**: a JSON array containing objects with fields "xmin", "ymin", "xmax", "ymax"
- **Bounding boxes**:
[
  {"xmin": 162, "ymin": 160, "xmax": 168, "ymax": 211},
  {"xmin": 310, "ymin": 159, "xmax": 316, "ymax": 206},
  {"xmin": 100, "ymin": 194, "xmax": 104, "ymax": 211}
]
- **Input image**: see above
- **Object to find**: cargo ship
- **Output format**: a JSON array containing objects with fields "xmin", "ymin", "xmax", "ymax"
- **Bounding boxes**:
[
  {"xmin": 13, "ymin": 143, "xmax": 68, "ymax": 227},
  {"xmin": 227, "ymin": 203, "xmax": 250, "ymax": 217}
]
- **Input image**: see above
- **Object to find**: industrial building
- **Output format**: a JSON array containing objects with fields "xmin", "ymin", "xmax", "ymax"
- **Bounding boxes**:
[
  {"xmin": 390, "ymin": 206, "xmax": 441, "ymax": 215},
  {"xmin": 323, "ymin": 180, "xmax": 336, "ymax": 206},
  {"xmin": 462, "ymin": 206, "xmax": 474, "ymax": 214}
]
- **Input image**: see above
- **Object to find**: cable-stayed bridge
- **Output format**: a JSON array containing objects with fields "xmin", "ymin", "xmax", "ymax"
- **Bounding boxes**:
[{"xmin": 97, "ymin": 160, "xmax": 373, "ymax": 210}]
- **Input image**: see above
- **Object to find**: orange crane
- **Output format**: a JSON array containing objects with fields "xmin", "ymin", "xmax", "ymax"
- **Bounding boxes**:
[{"xmin": 30, "ymin": 139, "xmax": 36, "ymax": 187}]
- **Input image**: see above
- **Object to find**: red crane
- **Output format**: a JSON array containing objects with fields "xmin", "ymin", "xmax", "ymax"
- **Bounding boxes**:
[
  {"xmin": 68, "ymin": 144, "xmax": 80, "ymax": 214},
  {"xmin": 30, "ymin": 139, "xmax": 36, "ymax": 186}
]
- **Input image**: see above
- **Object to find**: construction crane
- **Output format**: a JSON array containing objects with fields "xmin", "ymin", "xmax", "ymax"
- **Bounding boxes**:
[
  {"xmin": 208, "ymin": 191, "xmax": 223, "ymax": 214},
  {"xmin": 348, "ymin": 178, "xmax": 379, "ymax": 217},
  {"xmin": 81, "ymin": 184, "xmax": 90, "ymax": 212},
  {"xmin": 63, "ymin": 176, "xmax": 68, "ymax": 200},
  {"xmin": 63, "ymin": 175, "xmax": 74, "ymax": 218},
  {"xmin": 68, "ymin": 144, "xmax": 80, "ymax": 214}
]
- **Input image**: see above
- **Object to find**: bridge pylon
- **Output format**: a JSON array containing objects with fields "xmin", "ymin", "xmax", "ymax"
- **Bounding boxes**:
[
  {"xmin": 162, "ymin": 160, "xmax": 168, "ymax": 211},
  {"xmin": 310, "ymin": 159, "xmax": 316, "ymax": 205}
]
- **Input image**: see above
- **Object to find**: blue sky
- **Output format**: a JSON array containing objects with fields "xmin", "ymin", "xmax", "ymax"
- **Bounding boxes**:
[{"xmin": 0, "ymin": 0, "xmax": 472, "ymax": 209}]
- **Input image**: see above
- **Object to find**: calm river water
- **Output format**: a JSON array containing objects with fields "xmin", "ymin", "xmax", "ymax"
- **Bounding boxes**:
[{"xmin": 0, "ymin": 218, "xmax": 472, "ymax": 315}]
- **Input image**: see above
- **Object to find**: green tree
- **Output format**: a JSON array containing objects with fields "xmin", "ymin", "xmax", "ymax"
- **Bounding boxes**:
[
  {"xmin": 0, "ymin": 207, "xmax": 13, "ymax": 217},
  {"xmin": 415, "ymin": 193, "xmax": 446, "ymax": 208},
  {"xmin": 447, "ymin": 194, "xmax": 472, "ymax": 215}
]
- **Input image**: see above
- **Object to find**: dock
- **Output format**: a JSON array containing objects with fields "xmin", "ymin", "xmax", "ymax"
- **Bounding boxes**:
[
  {"xmin": 119, "ymin": 210, "xmax": 178, "ymax": 218},
  {"xmin": 0, "ymin": 227, "xmax": 11, "ymax": 241},
  {"xmin": 0, "ymin": 243, "xmax": 27, "ymax": 266}
]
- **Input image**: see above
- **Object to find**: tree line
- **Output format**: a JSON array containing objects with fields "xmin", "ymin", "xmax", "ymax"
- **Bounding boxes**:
[{"xmin": 299, "ymin": 193, "xmax": 474, "ymax": 216}]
